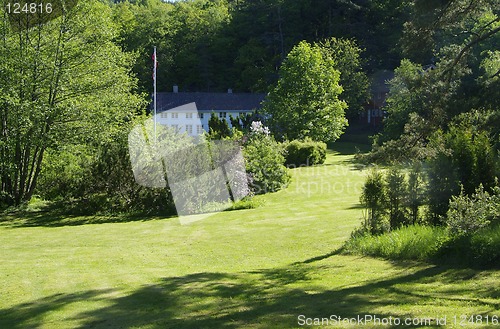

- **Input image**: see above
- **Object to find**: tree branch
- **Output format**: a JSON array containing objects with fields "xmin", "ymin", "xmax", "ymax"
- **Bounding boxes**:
[{"xmin": 443, "ymin": 21, "xmax": 500, "ymax": 81}]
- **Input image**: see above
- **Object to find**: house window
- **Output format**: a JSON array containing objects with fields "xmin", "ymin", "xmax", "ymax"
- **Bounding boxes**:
[
  {"xmin": 171, "ymin": 112, "xmax": 178, "ymax": 119},
  {"xmin": 186, "ymin": 113, "xmax": 193, "ymax": 119},
  {"xmin": 160, "ymin": 112, "xmax": 168, "ymax": 118},
  {"xmin": 219, "ymin": 112, "xmax": 226, "ymax": 118},
  {"xmin": 186, "ymin": 124, "xmax": 193, "ymax": 135},
  {"xmin": 171, "ymin": 124, "xmax": 179, "ymax": 132},
  {"xmin": 197, "ymin": 113, "xmax": 204, "ymax": 119},
  {"xmin": 196, "ymin": 125, "xmax": 203, "ymax": 134}
]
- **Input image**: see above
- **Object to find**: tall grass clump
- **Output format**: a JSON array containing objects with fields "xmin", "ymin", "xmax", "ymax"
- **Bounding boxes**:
[{"xmin": 344, "ymin": 225, "xmax": 447, "ymax": 261}]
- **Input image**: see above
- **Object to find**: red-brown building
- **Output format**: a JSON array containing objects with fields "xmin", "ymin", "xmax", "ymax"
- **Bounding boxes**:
[{"xmin": 360, "ymin": 70, "xmax": 394, "ymax": 127}]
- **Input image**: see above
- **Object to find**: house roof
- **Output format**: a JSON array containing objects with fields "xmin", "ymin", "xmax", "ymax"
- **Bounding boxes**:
[{"xmin": 155, "ymin": 92, "xmax": 266, "ymax": 113}]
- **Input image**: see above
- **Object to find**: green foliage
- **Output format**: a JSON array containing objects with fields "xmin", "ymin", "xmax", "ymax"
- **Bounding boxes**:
[
  {"xmin": 263, "ymin": 41, "xmax": 348, "ymax": 142},
  {"xmin": 37, "ymin": 146, "xmax": 94, "ymax": 201},
  {"xmin": 359, "ymin": 164, "xmax": 427, "ymax": 233},
  {"xmin": 385, "ymin": 167, "xmax": 408, "ymax": 229},
  {"xmin": 436, "ymin": 223, "xmax": 500, "ymax": 268},
  {"xmin": 112, "ymin": 0, "xmax": 232, "ymax": 93},
  {"xmin": 346, "ymin": 222, "xmax": 500, "ymax": 268},
  {"xmin": 243, "ymin": 124, "xmax": 290, "ymax": 194},
  {"xmin": 229, "ymin": 112, "xmax": 262, "ymax": 133},
  {"xmin": 284, "ymin": 139, "xmax": 327, "ymax": 167},
  {"xmin": 427, "ymin": 124, "xmax": 498, "ymax": 222},
  {"xmin": 37, "ymin": 120, "xmax": 179, "ymax": 214},
  {"xmin": 406, "ymin": 162, "xmax": 426, "ymax": 225},
  {"xmin": 88, "ymin": 121, "xmax": 178, "ymax": 214},
  {"xmin": 208, "ymin": 113, "xmax": 231, "ymax": 139},
  {"xmin": 225, "ymin": 197, "xmax": 263, "ymax": 211},
  {"xmin": 446, "ymin": 185, "xmax": 500, "ymax": 236},
  {"xmin": 361, "ymin": 112, "xmax": 437, "ymax": 165},
  {"xmin": 345, "ymin": 225, "xmax": 447, "ymax": 261},
  {"xmin": 360, "ymin": 168, "xmax": 388, "ymax": 235},
  {"xmin": 318, "ymin": 38, "xmax": 370, "ymax": 119},
  {"xmin": 402, "ymin": 0, "xmax": 499, "ymax": 66},
  {"xmin": 0, "ymin": 0, "xmax": 143, "ymax": 207},
  {"xmin": 469, "ymin": 224, "xmax": 500, "ymax": 267},
  {"xmin": 374, "ymin": 3, "xmax": 500, "ymax": 163},
  {"xmin": 381, "ymin": 60, "xmax": 430, "ymax": 142}
]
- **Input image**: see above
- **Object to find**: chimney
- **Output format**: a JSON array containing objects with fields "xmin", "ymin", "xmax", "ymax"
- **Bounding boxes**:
[
  {"xmin": 173, "ymin": 85, "xmax": 179, "ymax": 93},
  {"xmin": 227, "ymin": 88, "xmax": 233, "ymax": 94}
]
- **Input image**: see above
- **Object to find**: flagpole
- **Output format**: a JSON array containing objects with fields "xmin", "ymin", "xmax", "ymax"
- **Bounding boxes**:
[{"xmin": 153, "ymin": 46, "xmax": 157, "ymax": 143}]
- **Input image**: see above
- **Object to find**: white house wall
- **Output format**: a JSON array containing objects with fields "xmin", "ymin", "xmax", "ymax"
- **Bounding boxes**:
[{"xmin": 154, "ymin": 102, "xmax": 253, "ymax": 137}]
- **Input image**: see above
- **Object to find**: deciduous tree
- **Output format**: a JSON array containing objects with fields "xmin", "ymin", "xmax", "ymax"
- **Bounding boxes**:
[
  {"xmin": 0, "ymin": 1, "xmax": 142, "ymax": 206},
  {"xmin": 263, "ymin": 41, "xmax": 347, "ymax": 142}
]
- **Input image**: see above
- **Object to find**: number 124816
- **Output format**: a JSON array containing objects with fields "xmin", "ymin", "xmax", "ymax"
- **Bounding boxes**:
[{"xmin": 5, "ymin": 2, "xmax": 53, "ymax": 14}]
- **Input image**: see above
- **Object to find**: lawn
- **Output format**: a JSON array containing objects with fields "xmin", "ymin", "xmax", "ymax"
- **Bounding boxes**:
[{"xmin": 1, "ymin": 144, "xmax": 499, "ymax": 328}]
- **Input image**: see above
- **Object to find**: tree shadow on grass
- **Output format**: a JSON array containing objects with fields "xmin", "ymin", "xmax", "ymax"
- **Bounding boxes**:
[
  {"xmin": 1, "ymin": 201, "xmax": 260, "ymax": 229},
  {"xmin": 67, "ymin": 266, "xmax": 455, "ymax": 328},
  {"xmin": 0, "ymin": 209, "xmax": 171, "ymax": 228},
  {"xmin": 0, "ymin": 290, "xmax": 114, "ymax": 329},
  {"xmin": 4, "ymin": 257, "xmax": 497, "ymax": 329},
  {"xmin": 329, "ymin": 142, "xmax": 371, "ymax": 156}
]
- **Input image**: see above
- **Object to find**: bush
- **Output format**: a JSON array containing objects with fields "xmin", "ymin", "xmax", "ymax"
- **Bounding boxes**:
[
  {"xmin": 243, "ymin": 122, "xmax": 290, "ymax": 194},
  {"xmin": 285, "ymin": 139, "xmax": 327, "ymax": 167},
  {"xmin": 208, "ymin": 112, "xmax": 231, "ymax": 139},
  {"xmin": 406, "ymin": 162, "xmax": 426, "ymax": 225},
  {"xmin": 37, "ymin": 145, "xmax": 94, "ymax": 201},
  {"xmin": 446, "ymin": 184, "xmax": 500, "ymax": 236},
  {"xmin": 360, "ymin": 168, "xmax": 388, "ymax": 234},
  {"xmin": 426, "ymin": 126, "xmax": 497, "ymax": 223},
  {"xmin": 36, "ymin": 121, "xmax": 180, "ymax": 215},
  {"xmin": 385, "ymin": 167, "xmax": 408, "ymax": 229},
  {"xmin": 435, "ymin": 223, "xmax": 500, "ymax": 268}
]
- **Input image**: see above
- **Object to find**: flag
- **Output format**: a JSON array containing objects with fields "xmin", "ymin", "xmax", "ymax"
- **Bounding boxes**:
[{"xmin": 152, "ymin": 48, "xmax": 158, "ymax": 80}]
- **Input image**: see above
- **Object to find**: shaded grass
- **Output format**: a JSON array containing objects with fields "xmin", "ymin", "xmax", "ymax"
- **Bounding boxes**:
[
  {"xmin": 436, "ymin": 223, "xmax": 500, "ymax": 268},
  {"xmin": 0, "ymin": 142, "xmax": 499, "ymax": 328}
]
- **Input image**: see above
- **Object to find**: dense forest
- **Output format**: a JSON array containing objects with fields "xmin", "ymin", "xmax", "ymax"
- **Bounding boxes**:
[{"xmin": 110, "ymin": 0, "xmax": 410, "ymax": 93}]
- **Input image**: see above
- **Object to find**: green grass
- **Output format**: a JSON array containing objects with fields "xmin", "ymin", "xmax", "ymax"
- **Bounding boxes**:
[
  {"xmin": 343, "ymin": 225, "xmax": 448, "ymax": 261},
  {"xmin": 344, "ymin": 223, "xmax": 500, "ymax": 268},
  {"xmin": 1, "ymin": 143, "xmax": 499, "ymax": 328}
]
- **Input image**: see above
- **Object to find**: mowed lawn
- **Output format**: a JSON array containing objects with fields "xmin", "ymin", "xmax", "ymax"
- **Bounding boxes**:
[{"xmin": 1, "ymin": 143, "xmax": 499, "ymax": 328}]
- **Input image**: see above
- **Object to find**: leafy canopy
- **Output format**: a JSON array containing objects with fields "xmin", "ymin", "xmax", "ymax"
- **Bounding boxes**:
[{"xmin": 263, "ymin": 41, "xmax": 347, "ymax": 143}]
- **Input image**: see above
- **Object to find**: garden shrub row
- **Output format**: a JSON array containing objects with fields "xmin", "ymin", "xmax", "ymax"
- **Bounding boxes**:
[{"xmin": 285, "ymin": 139, "xmax": 327, "ymax": 167}]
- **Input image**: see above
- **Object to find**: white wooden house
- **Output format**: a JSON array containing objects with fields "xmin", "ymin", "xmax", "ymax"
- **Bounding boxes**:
[{"xmin": 153, "ymin": 87, "xmax": 265, "ymax": 137}]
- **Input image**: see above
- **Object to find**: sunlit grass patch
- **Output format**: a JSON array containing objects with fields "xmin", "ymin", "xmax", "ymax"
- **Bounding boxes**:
[{"xmin": 343, "ymin": 225, "xmax": 447, "ymax": 261}]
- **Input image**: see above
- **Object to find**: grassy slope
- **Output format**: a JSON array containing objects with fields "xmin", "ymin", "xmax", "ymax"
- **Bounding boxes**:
[{"xmin": 1, "ymin": 144, "xmax": 499, "ymax": 328}]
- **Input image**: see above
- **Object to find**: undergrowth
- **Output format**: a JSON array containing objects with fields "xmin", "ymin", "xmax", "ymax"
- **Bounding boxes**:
[{"xmin": 344, "ymin": 223, "xmax": 500, "ymax": 268}]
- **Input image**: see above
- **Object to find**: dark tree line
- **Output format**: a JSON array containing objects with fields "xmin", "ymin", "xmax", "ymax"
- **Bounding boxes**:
[{"xmin": 110, "ymin": 0, "xmax": 411, "ymax": 94}]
